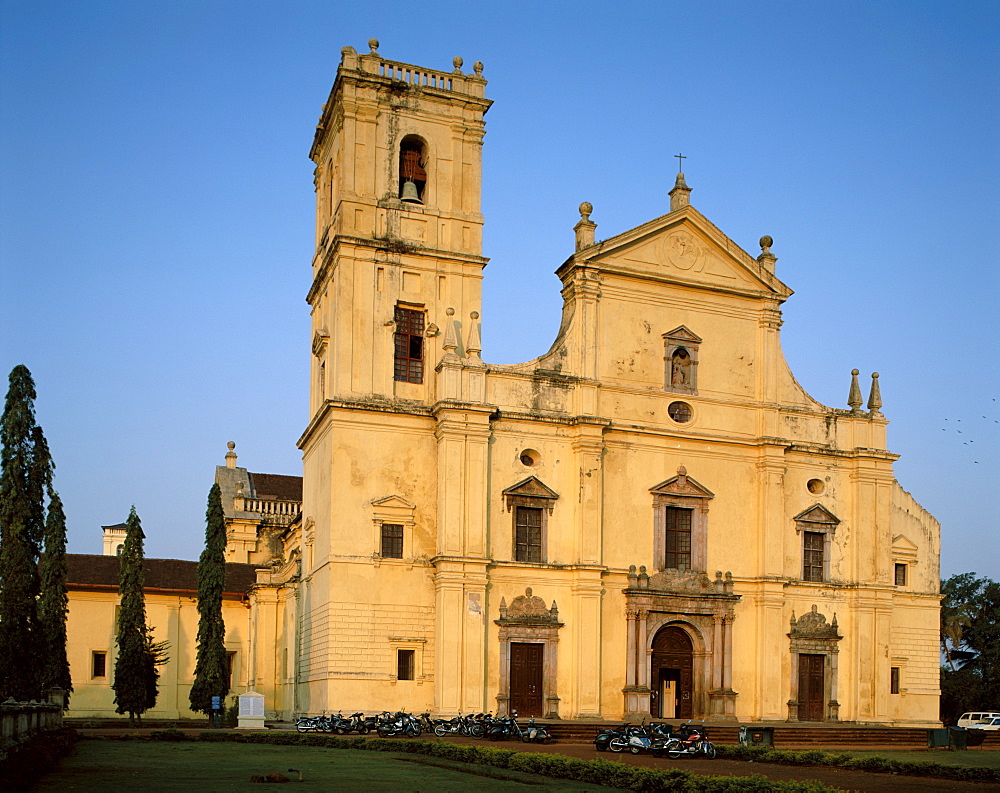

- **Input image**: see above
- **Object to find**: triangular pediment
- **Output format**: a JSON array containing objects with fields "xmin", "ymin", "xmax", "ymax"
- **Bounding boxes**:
[
  {"xmin": 567, "ymin": 206, "xmax": 791, "ymax": 299},
  {"xmin": 502, "ymin": 476, "xmax": 559, "ymax": 500},
  {"xmin": 663, "ymin": 325, "xmax": 703, "ymax": 344},
  {"xmin": 794, "ymin": 504, "xmax": 840, "ymax": 526},
  {"xmin": 371, "ymin": 495, "xmax": 416, "ymax": 509},
  {"xmin": 650, "ymin": 474, "xmax": 714, "ymax": 499},
  {"xmin": 892, "ymin": 534, "xmax": 918, "ymax": 551}
]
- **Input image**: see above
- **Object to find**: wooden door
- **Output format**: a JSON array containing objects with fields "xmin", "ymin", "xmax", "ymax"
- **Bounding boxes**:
[
  {"xmin": 797, "ymin": 654, "xmax": 825, "ymax": 721},
  {"xmin": 510, "ymin": 643, "xmax": 543, "ymax": 716},
  {"xmin": 650, "ymin": 627, "xmax": 693, "ymax": 719}
]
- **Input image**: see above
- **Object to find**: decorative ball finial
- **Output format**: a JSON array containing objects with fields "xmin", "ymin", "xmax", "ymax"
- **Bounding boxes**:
[
  {"xmin": 677, "ymin": 465, "xmax": 687, "ymax": 476},
  {"xmin": 851, "ymin": 368, "xmax": 859, "ymax": 376},
  {"xmin": 579, "ymin": 201, "xmax": 593, "ymax": 220},
  {"xmin": 470, "ymin": 311, "xmax": 480, "ymax": 320},
  {"xmin": 227, "ymin": 441, "xmax": 236, "ymax": 451},
  {"xmin": 473, "ymin": 61, "xmax": 484, "ymax": 75},
  {"xmin": 760, "ymin": 235, "xmax": 773, "ymax": 254},
  {"xmin": 341, "ymin": 46, "xmax": 356, "ymax": 58},
  {"xmin": 446, "ymin": 307, "xmax": 455, "ymax": 316},
  {"xmin": 368, "ymin": 38, "xmax": 379, "ymax": 54},
  {"xmin": 453, "ymin": 56, "xmax": 464, "ymax": 70}
]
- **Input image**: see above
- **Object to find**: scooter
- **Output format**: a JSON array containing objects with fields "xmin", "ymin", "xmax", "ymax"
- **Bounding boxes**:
[{"xmin": 521, "ymin": 717, "xmax": 554, "ymax": 744}]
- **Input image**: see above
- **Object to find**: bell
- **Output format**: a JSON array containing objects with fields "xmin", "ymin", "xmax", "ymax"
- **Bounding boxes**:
[{"xmin": 400, "ymin": 179, "xmax": 422, "ymax": 204}]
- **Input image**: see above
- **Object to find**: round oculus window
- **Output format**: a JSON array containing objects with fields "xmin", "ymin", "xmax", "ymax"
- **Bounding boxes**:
[
  {"xmin": 519, "ymin": 449, "xmax": 540, "ymax": 466},
  {"xmin": 807, "ymin": 478, "xmax": 826, "ymax": 495},
  {"xmin": 668, "ymin": 401, "xmax": 693, "ymax": 423}
]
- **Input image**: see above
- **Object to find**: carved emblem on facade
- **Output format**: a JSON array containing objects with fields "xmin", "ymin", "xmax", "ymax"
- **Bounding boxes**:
[
  {"xmin": 497, "ymin": 587, "xmax": 560, "ymax": 624},
  {"xmin": 662, "ymin": 230, "xmax": 705, "ymax": 272},
  {"xmin": 789, "ymin": 605, "xmax": 840, "ymax": 640}
]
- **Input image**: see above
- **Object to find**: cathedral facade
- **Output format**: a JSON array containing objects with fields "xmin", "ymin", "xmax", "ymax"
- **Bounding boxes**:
[{"xmin": 277, "ymin": 42, "xmax": 941, "ymax": 726}]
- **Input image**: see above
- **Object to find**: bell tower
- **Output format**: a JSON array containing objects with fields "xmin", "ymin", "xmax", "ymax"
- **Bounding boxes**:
[{"xmin": 306, "ymin": 39, "xmax": 492, "ymax": 411}]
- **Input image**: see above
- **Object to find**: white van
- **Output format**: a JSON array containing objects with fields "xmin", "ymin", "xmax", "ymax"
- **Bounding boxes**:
[{"xmin": 957, "ymin": 711, "xmax": 1000, "ymax": 728}]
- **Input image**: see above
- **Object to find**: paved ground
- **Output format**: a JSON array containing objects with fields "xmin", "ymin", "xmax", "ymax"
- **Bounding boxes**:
[{"xmin": 74, "ymin": 728, "xmax": 1000, "ymax": 793}]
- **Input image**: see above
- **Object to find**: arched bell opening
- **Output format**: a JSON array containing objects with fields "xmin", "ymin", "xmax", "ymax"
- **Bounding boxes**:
[{"xmin": 398, "ymin": 135, "xmax": 428, "ymax": 204}]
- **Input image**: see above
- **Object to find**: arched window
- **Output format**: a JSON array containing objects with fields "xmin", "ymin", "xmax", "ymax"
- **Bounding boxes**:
[{"xmin": 398, "ymin": 136, "xmax": 427, "ymax": 204}]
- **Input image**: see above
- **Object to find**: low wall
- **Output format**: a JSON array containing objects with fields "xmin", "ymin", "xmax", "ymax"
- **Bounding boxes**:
[{"xmin": 1, "ymin": 689, "xmax": 65, "ymax": 758}]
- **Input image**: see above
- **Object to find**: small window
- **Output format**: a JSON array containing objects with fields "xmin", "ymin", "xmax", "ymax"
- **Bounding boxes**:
[
  {"xmin": 667, "ymin": 401, "xmax": 692, "ymax": 423},
  {"xmin": 890, "ymin": 666, "xmax": 900, "ymax": 694},
  {"xmin": 803, "ymin": 531, "xmax": 825, "ymax": 582},
  {"xmin": 664, "ymin": 507, "xmax": 692, "ymax": 570},
  {"xmin": 394, "ymin": 306, "xmax": 424, "ymax": 384},
  {"xmin": 397, "ymin": 649, "xmax": 415, "ymax": 680},
  {"xmin": 92, "ymin": 651, "xmax": 107, "ymax": 678},
  {"xmin": 380, "ymin": 523, "xmax": 404, "ymax": 559},
  {"xmin": 227, "ymin": 651, "xmax": 237, "ymax": 688},
  {"xmin": 115, "ymin": 544, "xmax": 124, "ymax": 556},
  {"xmin": 894, "ymin": 563, "xmax": 907, "ymax": 586},
  {"xmin": 515, "ymin": 507, "xmax": 543, "ymax": 562}
]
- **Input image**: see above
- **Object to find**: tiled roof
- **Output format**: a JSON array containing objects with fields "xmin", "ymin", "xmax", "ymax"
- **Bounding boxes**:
[
  {"xmin": 66, "ymin": 554, "xmax": 258, "ymax": 597},
  {"xmin": 249, "ymin": 472, "xmax": 302, "ymax": 502}
]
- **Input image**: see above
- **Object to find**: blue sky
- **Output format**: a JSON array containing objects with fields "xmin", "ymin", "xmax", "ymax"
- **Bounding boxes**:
[{"xmin": 2, "ymin": 1, "xmax": 997, "ymax": 578}]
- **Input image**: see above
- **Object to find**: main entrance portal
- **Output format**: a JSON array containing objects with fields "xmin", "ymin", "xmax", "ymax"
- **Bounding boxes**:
[
  {"xmin": 797, "ymin": 653, "xmax": 825, "ymax": 721},
  {"xmin": 509, "ymin": 642, "xmax": 544, "ymax": 717},
  {"xmin": 650, "ymin": 626, "xmax": 693, "ymax": 719}
]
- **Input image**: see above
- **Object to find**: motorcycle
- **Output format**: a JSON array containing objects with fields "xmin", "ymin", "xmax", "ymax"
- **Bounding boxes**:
[
  {"xmin": 594, "ymin": 722, "xmax": 629, "ymax": 752},
  {"xmin": 295, "ymin": 714, "xmax": 333, "ymax": 733},
  {"xmin": 376, "ymin": 710, "xmax": 423, "ymax": 737},
  {"xmin": 664, "ymin": 721, "xmax": 716, "ymax": 759},
  {"xmin": 434, "ymin": 711, "xmax": 482, "ymax": 737},
  {"xmin": 608, "ymin": 721, "xmax": 668, "ymax": 756},
  {"xmin": 336, "ymin": 712, "xmax": 369, "ymax": 734}
]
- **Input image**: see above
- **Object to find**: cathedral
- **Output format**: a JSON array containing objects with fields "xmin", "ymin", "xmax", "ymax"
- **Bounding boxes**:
[{"xmin": 65, "ymin": 42, "xmax": 941, "ymax": 726}]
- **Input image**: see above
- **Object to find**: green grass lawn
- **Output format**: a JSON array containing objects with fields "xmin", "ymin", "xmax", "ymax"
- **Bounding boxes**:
[{"xmin": 32, "ymin": 740, "xmax": 628, "ymax": 792}]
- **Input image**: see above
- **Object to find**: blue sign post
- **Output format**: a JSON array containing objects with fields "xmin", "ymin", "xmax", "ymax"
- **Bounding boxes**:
[{"xmin": 211, "ymin": 696, "xmax": 222, "ymax": 729}]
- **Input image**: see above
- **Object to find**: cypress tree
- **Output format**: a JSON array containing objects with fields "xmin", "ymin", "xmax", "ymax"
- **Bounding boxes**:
[
  {"xmin": 39, "ymin": 490, "xmax": 72, "ymax": 705},
  {"xmin": 189, "ymin": 483, "xmax": 230, "ymax": 715},
  {"xmin": 0, "ymin": 365, "xmax": 49, "ymax": 700},
  {"xmin": 112, "ymin": 506, "xmax": 152, "ymax": 725}
]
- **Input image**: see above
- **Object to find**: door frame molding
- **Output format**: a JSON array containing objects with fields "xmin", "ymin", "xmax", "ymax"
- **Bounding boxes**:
[{"xmin": 495, "ymin": 589, "xmax": 563, "ymax": 718}]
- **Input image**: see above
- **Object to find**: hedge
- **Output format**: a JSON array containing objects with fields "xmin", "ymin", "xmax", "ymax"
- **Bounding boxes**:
[
  {"xmin": 1, "ymin": 728, "xmax": 78, "ymax": 789},
  {"xmin": 715, "ymin": 744, "xmax": 1000, "ymax": 784},
  {"xmin": 87, "ymin": 731, "xmax": 841, "ymax": 792}
]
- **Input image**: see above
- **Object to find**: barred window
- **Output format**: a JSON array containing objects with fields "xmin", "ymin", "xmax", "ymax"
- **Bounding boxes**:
[
  {"xmin": 397, "ymin": 649, "xmax": 415, "ymax": 680},
  {"xmin": 803, "ymin": 531, "xmax": 825, "ymax": 582},
  {"xmin": 394, "ymin": 306, "xmax": 424, "ymax": 383},
  {"xmin": 92, "ymin": 651, "xmax": 107, "ymax": 678},
  {"xmin": 514, "ymin": 506, "xmax": 543, "ymax": 563},
  {"xmin": 894, "ymin": 563, "xmax": 907, "ymax": 586},
  {"xmin": 664, "ymin": 507, "xmax": 692, "ymax": 570},
  {"xmin": 890, "ymin": 666, "xmax": 900, "ymax": 694},
  {"xmin": 380, "ymin": 523, "xmax": 404, "ymax": 559}
]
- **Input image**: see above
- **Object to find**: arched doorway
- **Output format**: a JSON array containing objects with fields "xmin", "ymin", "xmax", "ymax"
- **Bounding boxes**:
[{"xmin": 650, "ymin": 625, "xmax": 693, "ymax": 719}]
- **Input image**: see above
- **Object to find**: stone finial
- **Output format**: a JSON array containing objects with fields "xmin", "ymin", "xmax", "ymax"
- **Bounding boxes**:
[
  {"xmin": 628, "ymin": 564, "xmax": 638, "ymax": 588},
  {"xmin": 368, "ymin": 38, "xmax": 380, "ymax": 54},
  {"xmin": 574, "ymin": 202, "xmax": 597, "ymax": 251},
  {"xmin": 724, "ymin": 571, "xmax": 734, "ymax": 593},
  {"xmin": 452, "ymin": 56, "xmax": 464, "ymax": 74},
  {"xmin": 638, "ymin": 565, "xmax": 649, "ymax": 589},
  {"xmin": 442, "ymin": 308, "xmax": 459, "ymax": 357},
  {"xmin": 498, "ymin": 597, "xmax": 507, "ymax": 619},
  {"xmin": 677, "ymin": 465, "xmax": 687, "ymax": 477},
  {"xmin": 867, "ymin": 372, "xmax": 882, "ymax": 414},
  {"xmin": 466, "ymin": 311, "xmax": 483, "ymax": 361},
  {"xmin": 847, "ymin": 369, "xmax": 863, "ymax": 412},
  {"xmin": 669, "ymin": 171, "xmax": 692, "ymax": 212},
  {"xmin": 225, "ymin": 441, "xmax": 238, "ymax": 469},
  {"xmin": 341, "ymin": 46, "xmax": 356, "ymax": 58},
  {"xmin": 757, "ymin": 235, "xmax": 778, "ymax": 272},
  {"xmin": 714, "ymin": 571, "xmax": 724, "ymax": 592},
  {"xmin": 473, "ymin": 61, "xmax": 484, "ymax": 75}
]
